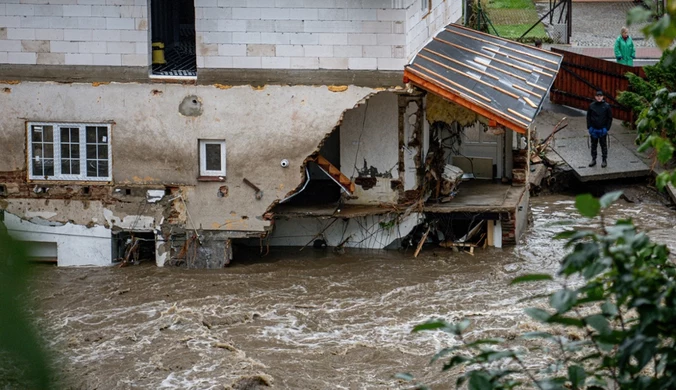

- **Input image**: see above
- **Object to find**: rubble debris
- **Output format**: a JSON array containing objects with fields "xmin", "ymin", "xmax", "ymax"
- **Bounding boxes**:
[
  {"xmin": 531, "ymin": 117, "xmax": 568, "ymax": 163},
  {"xmin": 439, "ymin": 164, "xmax": 463, "ymax": 202},
  {"xmin": 146, "ymin": 189, "xmax": 165, "ymax": 203},
  {"xmin": 413, "ymin": 226, "xmax": 430, "ymax": 258}
]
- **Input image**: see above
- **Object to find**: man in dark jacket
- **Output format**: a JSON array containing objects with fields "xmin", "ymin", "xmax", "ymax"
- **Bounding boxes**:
[{"xmin": 587, "ymin": 90, "xmax": 613, "ymax": 168}]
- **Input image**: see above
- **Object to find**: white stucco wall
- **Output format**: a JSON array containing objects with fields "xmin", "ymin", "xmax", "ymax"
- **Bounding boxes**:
[
  {"xmin": 3, "ymin": 210, "xmax": 112, "ymax": 266},
  {"xmin": 340, "ymin": 91, "xmax": 400, "ymax": 204},
  {"xmin": 0, "ymin": 81, "xmax": 388, "ymax": 233}
]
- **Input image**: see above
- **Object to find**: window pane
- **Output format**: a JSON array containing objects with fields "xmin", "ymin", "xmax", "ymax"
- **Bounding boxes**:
[
  {"xmin": 61, "ymin": 158, "xmax": 80, "ymax": 175},
  {"xmin": 97, "ymin": 127, "xmax": 107, "ymax": 142},
  {"xmin": 87, "ymin": 160, "xmax": 97, "ymax": 177},
  {"xmin": 32, "ymin": 143, "xmax": 43, "ymax": 158},
  {"xmin": 32, "ymin": 127, "xmax": 43, "ymax": 142},
  {"xmin": 44, "ymin": 143, "xmax": 54, "ymax": 158},
  {"xmin": 87, "ymin": 145, "xmax": 97, "ymax": 159},
  {"xmin": 98, "ymin": 145, "xmax": 108, "ymax": 157},
  {"xmin": 32, "ymin": 162, "xmax": 42, "ymax": 176},
  {"xmin": 45, "ymin": 160, "xmax": 54, "ymax": 176},
  {"xmin": 61, "ymin": 159, "xmax": 72, "ymax": 175},
  {"xmin": 205, "ymin": 144, "xmax": 222, "ymax": 171},
  {"xmin": 34, "ymin": 159, "xmax": 54, "ymax": 176},
  {"xmin": 86, "ymin": 127, "xmax": 97, "ymax": 143},
  {"xmin": 44, "ymin": 126, "xmax": 53, "ymax": 141},
  {"xmin": 98, "ymin": 161, "xmax": 108, "ymax": 177},
  {"xmin": 72, "ymin": 160, "xmax": 80, "ymax": 175},
  {"xmin": 59, "ymin": 127, "xmax": 81, "ymax": 176}
]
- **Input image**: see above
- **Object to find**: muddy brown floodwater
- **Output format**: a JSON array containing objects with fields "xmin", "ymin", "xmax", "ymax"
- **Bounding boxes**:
[{"xmin": 10, "ymin": 190, "xmax": 676, "ymax": 390}]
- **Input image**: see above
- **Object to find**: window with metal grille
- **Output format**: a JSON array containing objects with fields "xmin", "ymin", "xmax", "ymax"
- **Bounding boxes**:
[{"xmin": 27, "ymin": 122, "xmax": 112, "ymax": 181}]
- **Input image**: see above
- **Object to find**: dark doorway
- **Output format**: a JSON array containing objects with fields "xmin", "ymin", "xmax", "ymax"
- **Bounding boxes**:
[
  {"xmin": 112, "ymin": 231, "xmax": 156, "ymax": 265},
  {"xmin": 278, "ymin": 128, "xmax": 343, "ymax": 207},
  {"xmin": 150, "ymin": 0, "xmax": 196, "ymax": 77}
]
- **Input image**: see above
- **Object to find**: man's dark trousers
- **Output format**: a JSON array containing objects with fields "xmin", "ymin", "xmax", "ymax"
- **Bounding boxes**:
[{"xmin": 591, "ymin": 134, "xmax": 608, "ymax": 161}]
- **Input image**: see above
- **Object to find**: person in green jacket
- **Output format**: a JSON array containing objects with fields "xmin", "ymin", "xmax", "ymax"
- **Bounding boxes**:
[{"xmin": 614, "ymin": 27, "xmax": 636, "ymax": 66}]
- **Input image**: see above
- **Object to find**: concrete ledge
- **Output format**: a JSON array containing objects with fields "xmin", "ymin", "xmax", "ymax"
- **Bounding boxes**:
[
  {"xmin": 0, "ymin": 65, "xmax": 150, "ymax": 83},
  {"xmin": 197, "ymin": 68, "xmax": 405, "ymax": 88},
  {"xmin": 0, "ymin": 65, "xmax": 406, "ymax": 88}
]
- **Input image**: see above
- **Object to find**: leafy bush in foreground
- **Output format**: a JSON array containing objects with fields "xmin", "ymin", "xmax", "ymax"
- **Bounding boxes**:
[{"xmin": 403, "ymin": 192, "xmax": 676, "ymax": 389}]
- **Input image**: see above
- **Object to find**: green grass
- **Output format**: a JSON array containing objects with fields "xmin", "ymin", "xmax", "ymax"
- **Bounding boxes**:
[
  {"xmin": 492, "ymin": 23, "xmax": 547, "ymax": 39},
  {"xmin": 486, "ymin": 0, "xmax": 535, "ymax": 9}
]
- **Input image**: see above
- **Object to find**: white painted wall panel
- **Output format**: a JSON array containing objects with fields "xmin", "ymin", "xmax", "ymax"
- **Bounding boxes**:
[
  {"xmin": 4, "ymin": 211, "xmax": 112, "ymax": 267},
  {"xmin": 340, "ymin": 91, "xmax": 400, "ymax": 204}
]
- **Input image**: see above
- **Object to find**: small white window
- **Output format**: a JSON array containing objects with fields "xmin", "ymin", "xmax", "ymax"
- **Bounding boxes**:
[
  {"xmin": 27, "ymin": 122, "xmax": 112, "ymax": 182},
  {"xmin": 199, "ymin": 139, "xmax": 226, "ymax": 177}
]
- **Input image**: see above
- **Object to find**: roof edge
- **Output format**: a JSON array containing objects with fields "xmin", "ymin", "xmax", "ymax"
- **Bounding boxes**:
[{"xmin": 404, "ymin": 69, "xmax": 528, "ymax": 135}]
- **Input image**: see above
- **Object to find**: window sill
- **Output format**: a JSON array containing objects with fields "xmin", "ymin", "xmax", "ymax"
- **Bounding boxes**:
[
  {"xmin": 27, "ymin": 178, "xmax": 113, "ymax": 184},
  {"xmin": 197, "ymin": 176, "xmax": 226, "ymax": 182}
]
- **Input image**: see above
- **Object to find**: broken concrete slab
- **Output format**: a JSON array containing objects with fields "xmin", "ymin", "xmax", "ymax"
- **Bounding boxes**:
[
  {"xmin": 550, "ymin": 134, "xmax": 650, "ymax": 182},
  {"xmin": 667, "ymin": 183, "xmax": 676, "ymax": 205}
]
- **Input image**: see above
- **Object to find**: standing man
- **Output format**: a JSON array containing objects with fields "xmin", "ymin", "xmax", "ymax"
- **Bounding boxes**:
[
  {"xmin": 587, "ymin": 90, "xmax": 613, "ymax": 168},
  {"xmin": 614, "ymin": 27, "xmax": 636, "ymax": 66}
]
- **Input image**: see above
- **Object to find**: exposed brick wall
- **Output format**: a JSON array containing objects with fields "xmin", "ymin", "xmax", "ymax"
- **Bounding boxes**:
[{"xmin": 501, "ymin": 212, "xmax": 517, "ymax": 246}]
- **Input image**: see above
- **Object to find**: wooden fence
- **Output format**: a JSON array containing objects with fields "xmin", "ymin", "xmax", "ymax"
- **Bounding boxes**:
[{"xmin": 550, "ymin": 48, "xmax": 646, "ymax": 123}]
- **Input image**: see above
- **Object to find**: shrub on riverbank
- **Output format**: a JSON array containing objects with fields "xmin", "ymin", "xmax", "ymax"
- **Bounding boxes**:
[{"xmin": 402, "ymin": 192, "xmax": 676, "ymax": 389}]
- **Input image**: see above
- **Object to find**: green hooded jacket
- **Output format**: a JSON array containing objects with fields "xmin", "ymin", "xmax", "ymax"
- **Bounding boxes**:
[{"xmin": 614, "ymin": 35, "xmax": 635, "ymax": 66}]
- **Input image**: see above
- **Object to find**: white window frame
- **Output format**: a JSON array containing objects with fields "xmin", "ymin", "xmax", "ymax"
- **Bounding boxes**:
[
  {"xmin": 199, "ymin": 139, "xmax": 226, "ymax": 177},
  {"xmin": 421, "ymin": 0, "xmax": 430, "ymax": 13},
  {"xmin": 27, "ymin": 122, "xmax": 113, "ymax": 182}
]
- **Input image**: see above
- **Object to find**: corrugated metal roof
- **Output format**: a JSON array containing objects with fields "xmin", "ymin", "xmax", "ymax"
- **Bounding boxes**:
[{"xmin": 404, "ymin": 24, "xmax": 563, "ymax": 134}]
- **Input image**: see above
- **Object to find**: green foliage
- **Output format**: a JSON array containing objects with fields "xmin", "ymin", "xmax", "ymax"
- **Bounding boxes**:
[
  {"xmin": 404, "ymin": 193, "xmax": 676, "ymax": 389},
  {"xmin": 616, "ymin": 50, "xmax": 676, "ymax": 124},
  {"xmin": 0, "ymin": 221, "xmax": 53, "ymax": 389},
  {"xmin": 624, "ymin": 3, "xmax": 676, "ymax": 188},
  {"xmin": 638, "ymin": 134, "xmax": 676, "ymax": 189},
  {"xmin": 628, "ymin": 1, "xmax": 676, "ymax": 62}
]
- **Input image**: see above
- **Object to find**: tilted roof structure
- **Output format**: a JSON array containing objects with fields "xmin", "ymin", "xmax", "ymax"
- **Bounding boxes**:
[{"xmin": 404, "ymin": 24, "xmax": 563, "ymax": 134}]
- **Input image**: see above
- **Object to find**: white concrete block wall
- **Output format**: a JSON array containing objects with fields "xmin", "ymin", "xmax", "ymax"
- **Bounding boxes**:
[
  {"xmin": 0, "ymin": 0, "xmax": 149, "ymax": 66},
  {"xmin": 1, "ymin": 0, "xmax": 460, "ymax": 71},
  {"xmin": 406, "ymin": 0, "xmax": 462, "ymax": 61},
  {"xmin": 195, "ymin": 0, "xmax": 409, "ymax": 71}
]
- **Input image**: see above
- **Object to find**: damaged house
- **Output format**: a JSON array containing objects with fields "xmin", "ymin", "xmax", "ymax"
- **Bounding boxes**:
[{"xmin": 0, "ymin": 0, "xmax": 560, "ymax": 267}]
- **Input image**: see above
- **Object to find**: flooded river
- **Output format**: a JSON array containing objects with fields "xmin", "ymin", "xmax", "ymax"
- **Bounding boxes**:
[{"xmin": 12, "ymin": 190, "xmax": 676, "ymax": 389}]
